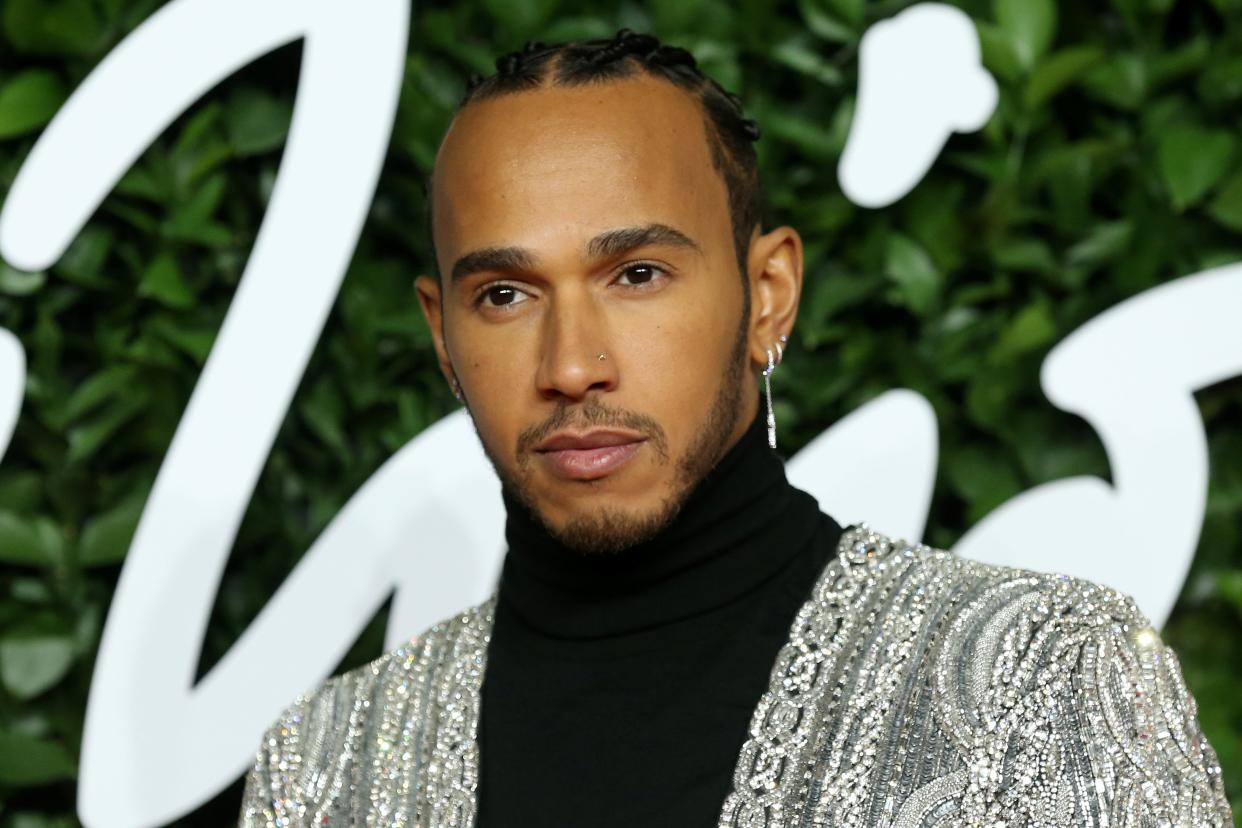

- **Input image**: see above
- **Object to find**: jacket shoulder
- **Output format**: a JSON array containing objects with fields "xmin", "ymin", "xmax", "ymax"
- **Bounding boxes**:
[
  {"xmin": 238, "ymin": 597, "xmax": 495, "ymax": 826},
  {"xmin": 838, "ymin": 524, "xmax": 1233, "ymax": 825}
]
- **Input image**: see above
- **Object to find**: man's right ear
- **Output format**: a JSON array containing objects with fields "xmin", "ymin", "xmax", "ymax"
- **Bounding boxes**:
[{"xmin": 414, "ymin": 274, "xmax": 455, "ymax": 389}]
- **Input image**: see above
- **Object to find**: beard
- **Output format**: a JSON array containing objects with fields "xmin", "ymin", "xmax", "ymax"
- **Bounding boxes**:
[{"xmin": 466, "ymin": 307, "xmax": 751, "ymax": 556}]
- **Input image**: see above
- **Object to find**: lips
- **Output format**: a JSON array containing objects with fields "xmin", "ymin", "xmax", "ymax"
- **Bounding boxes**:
[{"xmin": 534, "ymin": 429, "xmax": 646, "ymax": 481}]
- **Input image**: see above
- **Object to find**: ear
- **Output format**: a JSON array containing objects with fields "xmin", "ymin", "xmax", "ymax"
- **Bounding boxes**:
[
  {"xmin": 745, "ymin": 225, "xmax": 804, "ymax": 368},
  {"xmin": 414, "ymin": 274, "xmax": 457, "ymax": 391}
]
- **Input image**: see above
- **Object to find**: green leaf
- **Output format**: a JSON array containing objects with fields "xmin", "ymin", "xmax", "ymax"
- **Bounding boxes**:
[
  {"xmin": 1196, "ymin": 55, "xmax": 1242, "ymax": 104},
  {"xmin": 169, "ymin": 102, "xmax": 232, "ymax": 192},
  {"xmin": 300, "ymin": 378, "xmax": 350, "ymax": 462},
  {"xmin": 1081, "ymin": 52, "xmax": 1147, "ymax": 110},
  {"xmin": 991, "ymin": 238, "xmax": 1057, "ymax": 273},
  {"xmin": 148, "ymin": 316, "xmax": 217, "ymax": 364},
  {"xmin": 0, "ymin": 634, "xmax": 75, "ymax": 699},
  {"xmin": 883, "ymin": 234, "xmax": 942, "ymax": 316},
  {"xmin": 816, "ymin": 0, "xmax": 863, "ymax": 26},
  {"xmin": 0, "ymin": 263, "xmax": 46, "ymax": 296},
  {"xmin": 78, "ymin": 496, "xmax": 145, "ymax": 568},
  {"xmin": 0, "ymin": 731, "xmax": 75, "ymax": 784},
  {"xmin": 1207, "ymin": 433, "xmax": 1242, "ymax": 516},
  {"xmin": 0, "ymin": 70, "xmax": 67, "ymax": 139},
  {"xmin": 138, "ymin": 252, "xmax": 195, "ymax": 309},
  {"xmin": 1219, "ymin": 571, "xmax": 1242, "ymax": 622},
  {"xmin": 945, "ymin": 444, "xmax": 1022, "ymax": 522},
  {"xmin": 963, "ymin": 369, "xmax": 1023, "ymax": 434},
  {"xmin": 1024, "ymin": 47, "xmax": 1103, "ymax": 109},
  {"xmin": 0, "ymin": 512, "xmax": 51, "ymax": 566},
  {"xmin": 771, "ymin": 38, "xmax": 845, "ymax": 87},
  {"xmin": 1148, "ymin": 34, "xmax": 1210, "ymax": 87},
  {"xmin": 0, "ymin": 472, "xmax": 42, "ymax": 514},
  {"xmin": 481, "ymin": 0, "xmax": 560, "ymax": 38},
  {"xmin": 650, "ymin": 0, "xmax": 712, "ymax": 32},
  {"xmin": 535, "ymin": 16, "xmax": 616, "ymax": 43},
  {"xmin": 989, "ymin": 301, "xmax": 1057, "ymax": 363},
  {"xmin": 798, "ymin": 0, "xmax": 855, "ymax": 43},
  {"xmin": 11, "ymin": 577, "xmax": 51, "ymax": 603},
  {"xmin": 163, "ymin": 174, "xmax": 231, "ymax": 246},
  {"xmin": 115, "ymin": 163, "xmax": 166, "ymax": 202},
  {"xmin": 994, "ymin": 0, "xmax": 1057, "ymax": 71},
  {"xmin": 226, "ymin": 88, "xmax": 292, "ymax": 157},
  {"xmin": 57, "ymin": 365, "xmax": 138, "ymax": 426},
  {"xmin": 1157, "ymin": 124, "xmax": 1235, "ymax": 211},
  {"xmin": 72, "ymin": 602, "xmax": 102, "ymax": 655},
  {"xmin": 54, "ymin": 226, "xmax": 113, "ymax": 287},
  {"xmin": 762, "ymin": 109, "xmax": 837, "ymax": 159},
  {"xmin": 170, "ymin": 102, "xmax": 223, "ymax": 167},
  {"xmin": 824, "ymin": 96, "xmax": 855, "ymax": 158},
  {"xmin": 2, "ymin": 0, "xmax": 105, "ymax": 56},
  {"xmin": 1207, "ymin": 168, "xmax": 1242, "ymax": 231},
  {"xmin": 1066, "ymin": 220, "xmax": 1133, "ymax": 267},
  {"xmin": 66, "ymin": 396, "xmax": 146, "ymax": 464},
  {"xmin": 805, "ymin": 266, "xmax": 873, "ymax": 332},
  {"xmin": 975, "ymin": 21, "xmax": 1023, "ymax": 84}
]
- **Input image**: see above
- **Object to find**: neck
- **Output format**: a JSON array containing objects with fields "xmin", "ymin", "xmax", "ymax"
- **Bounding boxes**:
[{"xmin": 497, "ymin": 402, "xmax": 824, "ymax": 639}]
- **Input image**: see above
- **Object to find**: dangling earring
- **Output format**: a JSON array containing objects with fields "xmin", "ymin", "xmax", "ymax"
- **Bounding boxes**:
[
  {"xmin": 763, "ymin": 335, "xmax": 787, "ymax": 450},
  {"xmin": 763, "ymin": 349, "xmax": 776, "ymax": 449},
  {"xmin": 450, "ymin": 375, "xmax": 463, "ymax": 403}
]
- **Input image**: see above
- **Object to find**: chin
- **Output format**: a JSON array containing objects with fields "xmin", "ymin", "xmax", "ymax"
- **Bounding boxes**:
[{"xmin": 540, "ymin": 477, "xmax": 671, "ymax": 521}]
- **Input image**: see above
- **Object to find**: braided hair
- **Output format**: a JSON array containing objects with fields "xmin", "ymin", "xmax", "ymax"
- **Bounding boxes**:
[{"xmin": 443, "ymin": 29, "xmax": 764, "ymax": 278}]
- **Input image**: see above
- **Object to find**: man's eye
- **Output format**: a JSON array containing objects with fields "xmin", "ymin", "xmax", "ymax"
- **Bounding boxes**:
[
  {"xmin": 478, "ymin": 284, "xmax": 529, "ymax": 308},
  {"xmin": 616, "ymin": 264, "xmax": 666, "ymax": 286}
]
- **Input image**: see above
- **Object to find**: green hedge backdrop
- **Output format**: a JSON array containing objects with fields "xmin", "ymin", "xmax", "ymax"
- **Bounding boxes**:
[{"xmin": 1, "ymin": 0, "xmax": 1241, "ymax": 824}]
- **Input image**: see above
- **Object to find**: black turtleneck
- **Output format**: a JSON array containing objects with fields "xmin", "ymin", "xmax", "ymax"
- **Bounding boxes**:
[{"xmin": 476, "ymin": 404, "xmax": 843, "ymax": 827}]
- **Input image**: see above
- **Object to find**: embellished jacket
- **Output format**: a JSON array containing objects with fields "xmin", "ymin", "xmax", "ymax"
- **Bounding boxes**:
[{"xmin": 239, "ymin": 525, "xmax": 1234, "ymax": 827}]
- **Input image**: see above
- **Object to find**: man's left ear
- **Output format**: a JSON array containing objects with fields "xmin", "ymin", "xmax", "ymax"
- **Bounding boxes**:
[{"xmin": 745, "ymin": 225, "xmax": 804, "ymax": 365}]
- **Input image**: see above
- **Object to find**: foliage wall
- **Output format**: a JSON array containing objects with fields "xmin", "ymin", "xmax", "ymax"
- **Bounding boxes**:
[{"xmin": 1, "ymin": 0, "xmax": 1240, "ymax": 824}]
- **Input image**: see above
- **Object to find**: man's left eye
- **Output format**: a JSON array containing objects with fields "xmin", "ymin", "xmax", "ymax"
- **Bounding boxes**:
[{"xmin": 616, "ymin": 264, "xmax": 666, "ymax": 286}]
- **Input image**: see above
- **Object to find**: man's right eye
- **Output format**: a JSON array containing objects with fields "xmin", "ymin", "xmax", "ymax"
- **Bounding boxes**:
[{"xmin": 477, "ymin": 284, "xmax": 530, "ymax": 308}]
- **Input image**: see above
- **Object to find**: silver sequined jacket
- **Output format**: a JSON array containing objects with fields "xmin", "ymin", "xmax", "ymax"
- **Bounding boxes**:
[{"xmin": 239, "ymin": 525, "xmax": 1234, "ymax": 827}]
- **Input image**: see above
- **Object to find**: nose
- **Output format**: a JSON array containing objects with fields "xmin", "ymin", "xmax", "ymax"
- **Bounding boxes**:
[{"xmin": 534, "ymin": 288, "xmax": 617, "ymax": 403}]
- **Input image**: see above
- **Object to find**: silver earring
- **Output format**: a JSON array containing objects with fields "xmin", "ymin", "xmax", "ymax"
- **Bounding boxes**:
[
  {"xmin": 450, "ymin": 375, "xmax": 463, "ymax": 402},
  {"xmin": 762, "ymin": 335, "xmax": 788, "ymax": 449},
  {"xmin": 763, "ymin": 347, "xmax": 777, "ymax": 449}
]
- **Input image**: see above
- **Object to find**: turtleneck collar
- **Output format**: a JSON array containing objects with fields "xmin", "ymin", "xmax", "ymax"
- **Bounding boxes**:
[{"xmin": 497, "ymin": 400, "xmax": 824, "ymax": 640}]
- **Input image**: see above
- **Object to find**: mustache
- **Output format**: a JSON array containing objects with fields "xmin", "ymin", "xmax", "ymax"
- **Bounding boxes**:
[{"xmin": 517, "ymin": 397, "xmax": 669, "ymax": 462}]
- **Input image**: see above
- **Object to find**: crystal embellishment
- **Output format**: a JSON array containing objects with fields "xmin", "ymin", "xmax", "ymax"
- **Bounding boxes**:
[{"xmin": 240, "ymin": 525, "xmax": 1233, "ymax": 827}]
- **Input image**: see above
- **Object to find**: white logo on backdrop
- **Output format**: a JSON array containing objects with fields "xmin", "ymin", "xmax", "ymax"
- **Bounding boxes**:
[
  {"xmin": 0, "ymin": 3, "xmax": 1240, "ymax": 826},
  {"xmin": 838, "ymin": 4, "xmax": 998, "ymax": 207},
  {"xmin": 2, "ymin": 0, "xmax": 415, "ymax": 825}
]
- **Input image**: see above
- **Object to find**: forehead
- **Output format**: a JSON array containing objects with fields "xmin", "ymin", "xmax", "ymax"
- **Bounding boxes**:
[{"xmin": 431, "ymin": 75, "xmax": 729, "ymax": 263}]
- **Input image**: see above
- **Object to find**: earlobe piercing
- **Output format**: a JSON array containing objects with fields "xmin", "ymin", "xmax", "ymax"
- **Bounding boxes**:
[{"xmin": 450, "ymin": 375, "xmax": 463, "ymax": 403}]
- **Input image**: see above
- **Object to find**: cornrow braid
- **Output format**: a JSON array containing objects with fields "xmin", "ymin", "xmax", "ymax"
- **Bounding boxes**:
[{"xmin": 451, "ymin": 29, "xmax": 764, "ymax": 279}]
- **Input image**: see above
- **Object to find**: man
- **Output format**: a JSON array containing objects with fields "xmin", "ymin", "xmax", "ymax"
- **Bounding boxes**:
[{"xmin": 239, "ymin": 30, "xmax": 1233, "ymax": 827}]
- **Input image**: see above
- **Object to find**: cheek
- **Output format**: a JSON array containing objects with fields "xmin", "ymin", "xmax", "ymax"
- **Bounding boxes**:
[
  {"xmin": 615, "ymin": 285, "xmax": 744, "ymax": 422},
  {"xmin": 445, "ymin": 323, "xmax": 532, "ymax": 457}
]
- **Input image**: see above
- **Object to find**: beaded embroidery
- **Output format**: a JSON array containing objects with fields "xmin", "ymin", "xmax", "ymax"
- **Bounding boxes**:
[{"xmin": 240, "ymin": 525, "xmax": 1233, "ymax": 827}]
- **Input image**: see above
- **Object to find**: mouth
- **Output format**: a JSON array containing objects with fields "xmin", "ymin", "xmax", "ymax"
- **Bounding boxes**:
[{"xmin": 533, "ymin": 429, "xmax": 647, "ymax": 481}]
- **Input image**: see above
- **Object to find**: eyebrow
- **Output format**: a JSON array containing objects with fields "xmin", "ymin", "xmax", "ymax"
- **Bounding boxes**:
[{"xmin": 449, "ymin": 222, "xmax": 702, "ymax": 284}]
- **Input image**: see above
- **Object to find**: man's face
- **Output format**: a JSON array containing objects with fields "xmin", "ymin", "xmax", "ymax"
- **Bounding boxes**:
[{"xmin": 416, "ymin": 75, "xmax": 760, "ymax": 554}]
